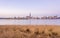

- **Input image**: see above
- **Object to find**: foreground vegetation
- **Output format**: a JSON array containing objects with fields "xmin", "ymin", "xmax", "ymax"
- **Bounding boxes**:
[{"xmin": 0, "ymin": 25, "xmax": 60, "ymax": 38}]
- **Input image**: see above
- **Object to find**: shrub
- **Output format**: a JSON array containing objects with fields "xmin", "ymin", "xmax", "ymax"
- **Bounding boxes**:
[
  {"xmin": 13, "ymin": 28, "xmax": 16, "ymax": 31},
  {"xmin": 42, "ymin": 31, "xmax": 45, "ymax": 34},
  {"xmin": 52, "ymin": 32, "xmax": 58, "ymax": 36},
  {"xmin": 34, "ymin": 31, "xmax": 40, "ymax": 35},
  {"xmin": 0, "ymin": 30, "xmax": 3, "ymax": 33},
  {"xmin": 26, "ymin": 29, "xmax": 30, "ymax": 32},
  {"xmin": 25, "ymin": 29, "xmax": 31, "ymax": 33},
  {"xmin": 48, "ymin": 29, "xmax": 53, "ymax": 33}
]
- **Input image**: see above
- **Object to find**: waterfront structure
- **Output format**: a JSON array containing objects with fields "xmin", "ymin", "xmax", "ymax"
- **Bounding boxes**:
[
  {"xmin": 41, "ymin": 16, "xmax": 48, "ymax": 19},
  {"xmin": 41, "ymin": 16, "xmax": 60, "ymax": 19},
  {"xmin": 26, "ymin": 13, "xmax": 40, "ymax": 19},
  {"xmin": 0, "ymin": 13, "xmax": 60, "ymax": 19},
  {"xmin": 26, "ymin": 13, "xmax": 32, "ymax": 19}
]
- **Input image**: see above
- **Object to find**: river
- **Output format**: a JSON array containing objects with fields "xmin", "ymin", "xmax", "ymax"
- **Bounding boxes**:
[{"xmin": 0, "ymin": 19, "xmax": 60, "ymax": 25}]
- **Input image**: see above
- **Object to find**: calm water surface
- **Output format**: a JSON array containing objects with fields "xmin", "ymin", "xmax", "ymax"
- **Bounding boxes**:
[{"xmin": 0, "ymin": 19, "xmax": 60, "ymax": 25}]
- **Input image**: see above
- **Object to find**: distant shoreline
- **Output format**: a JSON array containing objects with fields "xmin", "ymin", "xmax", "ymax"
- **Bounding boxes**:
[{"xmin": 0, "ymin": 18, "xmax": 60, "ymax": 20}]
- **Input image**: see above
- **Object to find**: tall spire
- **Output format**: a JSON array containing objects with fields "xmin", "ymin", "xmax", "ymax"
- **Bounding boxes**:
[{"xmin": 29, "ymin": 12, "xmax": 31, "ymax": 17}]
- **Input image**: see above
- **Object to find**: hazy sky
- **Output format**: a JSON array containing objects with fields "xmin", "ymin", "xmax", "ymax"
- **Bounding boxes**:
[{"xmin": 0, "ymin": 0, "xmax": 60, "ymax": 17}]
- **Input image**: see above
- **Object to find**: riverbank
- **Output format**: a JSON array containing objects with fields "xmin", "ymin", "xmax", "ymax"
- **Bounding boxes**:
[{"xmin": 0, "ymin": 25, "xmax": 60, "ymax": 38}]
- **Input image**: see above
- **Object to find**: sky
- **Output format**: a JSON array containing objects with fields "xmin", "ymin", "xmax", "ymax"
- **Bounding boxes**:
[{"xmin": 0, "ymin": 0, "xmax": 60, "ymax": 17}]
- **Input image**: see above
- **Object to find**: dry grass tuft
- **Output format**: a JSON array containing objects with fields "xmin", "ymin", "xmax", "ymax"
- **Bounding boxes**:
[{"xmin": 0, "ymin": 25, "xmax": 60, "ymax": 38}]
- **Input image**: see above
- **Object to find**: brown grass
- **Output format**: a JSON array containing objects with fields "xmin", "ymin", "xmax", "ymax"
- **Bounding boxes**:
[{"xmin": 0, "ymin": 25, "xmax": 60, "ymax": 38}]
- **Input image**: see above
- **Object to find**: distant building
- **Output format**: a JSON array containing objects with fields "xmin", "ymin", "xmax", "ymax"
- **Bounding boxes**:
[
  {"xmin": 47, "ymin": 16, "xmax": 54, "ymax": 19},
  {"xmin": 48, "ymin": 16, "xmax": 58, "ymax": 19},
  {"xmin": 26, "ymin": 13, "xmax": 32, "ymax": 19},
  {"xmin": 41, "ymin": 16, "xmax": 47, "ymax": 19},
  {"xmin": 41, "ymin": 15, "xmax": 60, "ymax": 19}
]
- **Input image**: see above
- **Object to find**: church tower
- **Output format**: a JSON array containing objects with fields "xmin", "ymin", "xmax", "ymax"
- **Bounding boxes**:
[{"xmin": 29, "ymin": 13, "xmax": 31, "ymax": 17}]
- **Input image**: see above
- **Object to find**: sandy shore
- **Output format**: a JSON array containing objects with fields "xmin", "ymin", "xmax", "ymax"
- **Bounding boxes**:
[{"xmin": 0, "ymin": 25, "xmax": 60, "ymax": 38}]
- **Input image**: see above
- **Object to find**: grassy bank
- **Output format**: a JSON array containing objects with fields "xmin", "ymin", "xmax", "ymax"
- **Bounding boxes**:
[{"xmin": 0, "ymin": 25, "xmax": 60, "ymax": 38}]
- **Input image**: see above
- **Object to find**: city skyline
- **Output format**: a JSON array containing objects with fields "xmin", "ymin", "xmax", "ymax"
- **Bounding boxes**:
[{"xmin": 0, "ymin": 0, "xmax": 60, "ymax": 17}]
